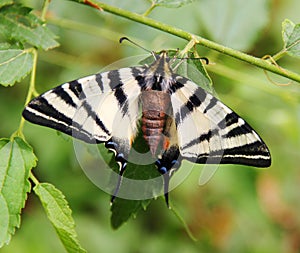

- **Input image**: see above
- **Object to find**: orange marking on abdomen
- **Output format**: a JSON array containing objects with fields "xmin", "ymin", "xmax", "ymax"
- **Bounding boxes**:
[{"xmin": 163, "ymin": 136, "xmax": 170, "ymax": 151}]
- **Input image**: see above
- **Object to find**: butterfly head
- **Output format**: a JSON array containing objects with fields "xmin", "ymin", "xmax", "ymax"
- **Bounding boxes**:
[{"xmin": 143, "ymin": 51, "xmax": 175, "ymax": 91}]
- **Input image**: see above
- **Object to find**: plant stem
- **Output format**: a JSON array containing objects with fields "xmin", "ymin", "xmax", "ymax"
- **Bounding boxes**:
[
  {"xmin": 41, "ymin": 0, "xmax": 51, "ymax": 21},
  {"xmin": 25, "ymin": 49, "xmax": 38, "ymax": 105},
  {"xmin": 30, "ymin": 172, "xmax": 40, "ymax": 186},
  {"xmin": 272, "ymin": 49, "xmax": 287, "ymax": 61},
  {"xmin": 143, "ymin": 3, "xmax": 156, "ymax": 16},
  {"xmin": 87, "ymin": 2, "xmax": 300, "ymax": 84},
  {"xmin": 97, "ymin": 2, "xmax": 192, "ymax": 40},
  {"xmin": 17, "ymin": 48, "xmax": 38, "ymax": 135}
]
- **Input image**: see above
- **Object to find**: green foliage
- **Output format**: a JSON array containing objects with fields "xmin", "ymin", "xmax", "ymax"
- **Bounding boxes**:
[
  {"xmin": 183, "ymin": 53, "xmax": 213, "ymax": 92},
  {"xmin": 282, "ymin": 19, "xmax": 300, "ymax": 57},
  {"xmin": 0, "ymin": 137, "xmax": 36, "ymax": 247},
  {"xmin": 110, "ymin": 198, "xmax": 153, "ymax": 229},
  {"xmin": 0, "ymin": 0, "xmax": 13, "ymax": 8},
  {"xmin": 34, "ymin": 183, "xmax": 87, "ymax": 253},
  {"xmin": 0, "ymin": 4, "xmax": 59, "ymax": 86},
  {"xmin": 0, "ymin": 4, "xmax": 59, "ymax": 50},
  {"xmin": 0, "ymin": 49, "xmax": 33, "ymax": 86},
  {"xmin": 0, "ymin": 0, "xmax": 300, "ymax": 252},
  {"xmin": 108, "ymin": 131, "xmax": 162, "ymax": 229}
]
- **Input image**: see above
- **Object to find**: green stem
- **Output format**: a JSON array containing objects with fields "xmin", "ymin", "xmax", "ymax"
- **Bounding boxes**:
[
  {"xmin": 30, "ymin": 172, "xmax": 40, "ymax": 186},
  {"xmin": 272, "ymin": 49, "xmax": 287, "ymax": 61},
  {"xmin": 98, "ymin": 2, "xmax": 193, "ymax": 40},
  {"xmin": 207, "ymin": 63, "xmax": 298, "ymax": 104},
  {"xmin": 25, "ymin": 49, "xmax": 38, "ymax": 105},
  {"xmin": 17, "ymin": 48, "xmax": 38, "ymax": 135},
  {"xmin": 41, "ymin": 0, "xmax": 51, "ymax": 21},
  {"xmin": 143, "ymin": 4, "xmax": 156, "ymax": 16},
  {"xmin": 88, "ymin": 2, "xmax": 300, "ymax": 83}
]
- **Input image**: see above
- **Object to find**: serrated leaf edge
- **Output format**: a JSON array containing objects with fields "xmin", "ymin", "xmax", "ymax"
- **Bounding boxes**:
[
  {"xmin": 34, "ymin": 183, "xmax": 87, "ymax": 253},
  {"xmin": 0, "ymin": 49, "xmax": 34, "ymax": 86}
]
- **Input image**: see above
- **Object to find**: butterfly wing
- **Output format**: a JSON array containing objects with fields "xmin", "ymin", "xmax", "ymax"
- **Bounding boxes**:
[
  {"xmin": 22, "ymin": 67, "xmax": 144, "ymax": 154},
  {"xmin": 170, "ymin": 75, "xmax": 271, "ymax": 167}
]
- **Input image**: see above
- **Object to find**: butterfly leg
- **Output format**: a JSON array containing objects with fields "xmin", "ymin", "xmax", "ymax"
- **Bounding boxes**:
[
  {"xmin": 105, "ymin": 140, "xmax": 128, "ymax": 203},
  {"xmin": 155, "ymin": 146, "xmax": 181, "ymax": 207}
]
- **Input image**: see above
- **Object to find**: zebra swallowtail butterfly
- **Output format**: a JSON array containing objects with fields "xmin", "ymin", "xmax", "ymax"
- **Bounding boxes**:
[{"xmin": 22, "ymin": 40, "xmax": 271, "ymax": 205}]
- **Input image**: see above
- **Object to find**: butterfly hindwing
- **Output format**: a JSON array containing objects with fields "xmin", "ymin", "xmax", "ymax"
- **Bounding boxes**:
[{"xmin": 170, "ymin": 75, "xmax": 271, "ymax": 167}]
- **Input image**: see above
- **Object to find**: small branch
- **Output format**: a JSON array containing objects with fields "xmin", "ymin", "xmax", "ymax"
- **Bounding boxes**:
[
  {"xmin": 30, "ymin": 172, "xmax": 40, "ymax": 186},
  {"xmin": 24, "ymin": 49, "xmax": 38, "ymax": 107},
  {"xmin": 143, "ymin": 3, "xmax": 156, "ymax": 16},
  {"xmin": 97, "ymin": 2, "xmax": 193, "ymax": 40},
  {"xmin": 41, "ymin": 0, "xmax": 51, "ymax": 21},
  {"xmin": 81, "ymin": 1, "xmax": 300, "ymax": 84},
  {"xmin": 17, "ymin": 48, "xmax": 38, "ymax": 135},
  {"xmin": 194, "ymin": 36, "xmax": 300, "ymax": 83},
  {"xmin": 69, "ymin": 0, "xmax": 103, "ymax": 10},
  {"xmin": 272, "ymin": 49, "xmax": 288, "ymax": 61}
]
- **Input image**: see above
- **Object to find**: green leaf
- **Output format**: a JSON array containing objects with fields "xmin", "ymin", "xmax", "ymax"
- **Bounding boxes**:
[
  {"xmin": 110, "ymin": 132, "xmax": 162, "ymax": 229},
  {"xmin": 0, "ymin": 4, "xmax": 59, "ymax": 50},
  {"xmin": 0, "ymin": 0, "xmax": 13, "ymax": 8},
  {"xmin": 0, "ymin": 137, "xmax": 37, "ymax": 247},
  {"xmin": 0, "ymin": 43, "xmax": 12, "ymax": 50},
  {"xmin": 282, "ymin": 19, "xmax": 300, "ymax": 57},
  {"xmin": 34, "ymin": 183, "xmax": 87, "ymax": 253},
  {"xmin": 111, "ymin": 198, "xmax": 152, "ymax": 229},
  {"xmin": 196, "ymin": 0, "xmax": 269, "ymax": 51},
  {"xmin": 0, "ymin": 49, "xmax": 33, "ymax": 86},
  {"xmin": 177, "ymin": 52, "xmax": 213, "ymax": 93},
  {"xmin": 149, "ymin": 0, "xmax": 195, "ymax": 8},
  {"xmin": 188, "ymin": 57, "xmax": 212, "ymax": 91}
]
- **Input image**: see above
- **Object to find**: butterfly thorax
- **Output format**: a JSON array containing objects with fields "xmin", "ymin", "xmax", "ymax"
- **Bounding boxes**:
[{"xmin": 141, "ymin": 52, "xmax": 175, "ymax": 156}]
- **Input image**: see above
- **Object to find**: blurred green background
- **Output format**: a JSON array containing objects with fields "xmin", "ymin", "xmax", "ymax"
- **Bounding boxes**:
[{"xmin": 1, "ymin": 0, "xmax": 300, "ymax": 252}]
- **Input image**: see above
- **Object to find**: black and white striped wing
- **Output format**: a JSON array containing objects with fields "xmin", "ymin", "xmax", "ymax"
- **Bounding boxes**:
[
  {"xmin": 171, "ymin": 76, "xmax": 271, "ymax": 167},
  {"xmin": 22, "ymin": 67, "xmax": 144, "ymax": 153}
]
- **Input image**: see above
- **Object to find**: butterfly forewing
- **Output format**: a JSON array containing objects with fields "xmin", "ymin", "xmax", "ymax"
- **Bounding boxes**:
[{"xmin": 23, "ymin": 67, "xmax": 144, "ymax": 145}]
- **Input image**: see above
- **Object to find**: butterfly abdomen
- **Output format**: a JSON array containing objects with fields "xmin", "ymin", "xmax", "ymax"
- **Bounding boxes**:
[{"xmin": 141, "ymin": 90, "xmax": 171, "ymax": 156}]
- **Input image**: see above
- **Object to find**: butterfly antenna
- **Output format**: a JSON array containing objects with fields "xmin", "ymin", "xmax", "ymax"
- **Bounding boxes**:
[
  {"xmin": 176, "ymin": 56, "xmax": 210, "ymax": 64},
  {"xmin": 198, "ymin": 57, "xmax": 209, "ymax": 65},
  {"xmin": 119, "ymin": 37, "xmax": 153, "ymax": 55}
]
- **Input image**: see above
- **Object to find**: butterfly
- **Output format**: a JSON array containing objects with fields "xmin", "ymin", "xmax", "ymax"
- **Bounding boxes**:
[{"xmin": 22, "ymin": 39, "xmax": 271, "ymax": 205}]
